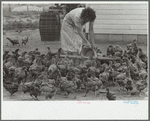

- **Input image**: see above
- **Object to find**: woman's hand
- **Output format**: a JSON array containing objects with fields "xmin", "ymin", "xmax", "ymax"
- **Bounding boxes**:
[
  {"xmin": 76, "ymin": 25, "xmax": 92, "ymax": 48},
  {"xmin": 82, "ymin": 40, "xmax": 91, "ymax": 48}
]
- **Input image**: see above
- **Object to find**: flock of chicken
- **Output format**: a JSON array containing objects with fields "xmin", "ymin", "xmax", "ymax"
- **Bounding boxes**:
[
  {"xmin": 6, "ymin": 35, "xmax": 28, "ymax": 47},
  {"xmin": 3, "ymin": 39, "xmax": 148, "ymax": 100}
]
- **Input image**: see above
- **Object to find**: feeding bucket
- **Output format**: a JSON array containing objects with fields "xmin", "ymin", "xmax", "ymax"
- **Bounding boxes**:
[{"xmin": 80, "ymin": 46, "xmax": 97, "ymax": 58}]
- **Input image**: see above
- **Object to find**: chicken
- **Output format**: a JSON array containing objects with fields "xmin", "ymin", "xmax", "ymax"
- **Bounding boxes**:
[
  {"xmin": 89, "ymin": 58, "xmax": 100, "ymax": 77},
  {"xmin": 3, "ymin": 51, "xmax": 9, "ymax": 61},
  {"xmin": 57, "ymin": 70, "xmax": 77, "ymax": 98},
  {"xmin": 3, "ymin": 81, "xmax": 19, "ymax": 96},
  {"xmin": 22, "ymin": 82, "xmax": 33, "ymax": 94},
  {"xmin": 114, "ymin": 45, "xmax": 123, "ymax": 57},
  {"xmin": 68, "ymin": 66, "xmax": 81, "ymax": 74},
  {"xmin": 83, "ymin": 73, "xmax": 102, "ymax": 97},
  {"xmin": 126, "ymin": 43, "xmax": 135, "ymax": 58},
  {"xmin": 66, "ymin": 71, "xmax": 75, "ymax": 81},
  {"xmin": 24, "ymin": 54, "xmax": 35, "ymax": 66},
  {"xmin": 138, "ymin": 48, "xmax": 147, "ymax": 71},
  {"xmin": 29, "ymin": 83, "xmax": 41, "ymax": 100},
  {"xmin": 96, "ymin": 48, "xmax": 102, "ymax": 56},
  {"xmin": 91, "ymin": 76, "xmax": 103, "ymax": 95},
  {"xmin": 87, "ymin": 66, "xmax": 97, "ymax": 78},
  {"xmin": 57, "ymin": 63, "xmax": 68, "ymax": 77},
  {"xmin": 83, "ymin": 77, "xmax": 98, "ymax": 97},
  {"xmin": 107, "ymin": 45, "xmax": 114, "ymax": 57},
  {"xmin": 4, "ymin": 55, "xmax": 18, "ymax": 69},
  {"xmin": 138, "ymin": 70, "xmax": 148, "ymax": 80},
  {"xmin": 6, "ymin": 37, "xmax": 20, "ymax": 46},
  {"xmin": 139, "ymin": 48, "xmax": 147, "ymax": 60},
  {"xmin": 108, "ymin": 68, "xmax": 120, "ymax": 85},
  {"xmin": 126, "ymin": 43, "xmax": 132, "ymax": 51},
  {"xmin": 124, "ymin": 58, "xmax": 139, "ymax": 80},
  {"xmin": 72, "ymin": 74, "xmax": 82, "ymax": 91},
  {"xmin": 132, "ymin": 57, "xmax": 144, "ymax": 71},
  {"xmin": 106, "ymin": 88, "xmax": 116, "ymax": 100},
  {"xmin": 22, "ymin": 36, "xmax": 28, "ymax": 46},
  {"xmin": 3, "ymin": 52, "xmax": 11, "ymax": 64},
  {"xmin": 84, "ymin": 56, "xmax": 94, "ymax": 68},
  {"xmin": 136, "ymin": 80, "xmax": 147, "ymax": 96},
  {"xmin": 116, "ymin": 79, "xmax": 126, "ymax": 91},
  {"xmin": 29, "ymin": 63, "xmax": 45, "ymax": 80},
  {"xmin": 52, "ymin": 48, "xmax": 62, "ymax": 65},
  {"xmin": 22, "ymin": 82, "xmax": 41, "ymax": 100},
  {"xmin": 48, "ymin": 69, "xmax": 60, "ymax": 86},
  {"xmin": 76, "ymin": 57, "xmax": 87, "ymax": 73},
  {"xmin": 111, "ymin": 60, "xmax": 122, "ymax": 71},
  {"xmin": 132, "ymin": 39, "xmax": 138, "ymax": 56},
  {"xmin": 98, "ymin": 63, "xmax": 107, "ymax": 73},
  {"xmin": 59, "ymin": 80, "xmax": 77, "ymax": 98},
  {"xmin": 123, "ymin": 50, "xmax": 130, "ymax": 59},
  {"xmin": 115, "ymin": 69, "xmax": 130, "ymax": 91},
  {"xmin": 16, "ymin": 29, "xmax": 22, "ymax": 34},
  {"xmin": 20, "ymin": 51, "xmax": 27, "ymax": 58},
  {"xmin": 18, "ymin": 51, "xmax": 27, "ymax": 66},
  {"xmin": 29, "ymin": 55, "xmax": 45, "ymax": 79},
  {"xmin": 41, "ymin": 80, "xmax": 57, "ymax": 100},
  {"xmin": 67, "ymin": 58, "xmax": 74, "ymax": 67},
  {"xmin": 46, "ymin": 47, "xmax": 57, "ymax": 57},
  {"xmin": 48, "ymin": 64, "xmax": 58, "ymax": 75},
  {"xmin": 125, "ymin": 78, "xmax": 133, "ymax": 94},
  {"xmin": 46, "ymin": 47, "xmax": 62, "ymax": 64},
  {"xmin": 33, "ymin": 48, "xmax": 41, "ymax": 55},
  {"xmin": 33, "ymin": 55, "xmax": 45, "ymax": 65},
  {"xmin": 34, "ymin": 74, "xmax": 46, "ymax": 86},
  {"xmin": 117, "ymin": 65, "xmax": 127, "ymax": 73},
  {"xmin": 12, "ymin": 49, "xmax": 20, "ymax": 60},
  {"xmin": 43, "ymin": 47, "xmax": 53, "ymax": 67},
  {"xmin": 3, "ymin": 65, "xmax": 10, "ymax": 80},
  {"xmin": 99, "ymin": 61, "xmax": 112, "ymax": 85},
  {"xmin": 11, "ymin": 66, "xmax": 28, "ymax": 84}
]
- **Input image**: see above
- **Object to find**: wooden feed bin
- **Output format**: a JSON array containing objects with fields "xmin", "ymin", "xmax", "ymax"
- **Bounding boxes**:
[{"xmin": 39, "ymin": 11, "xmax": 60, "ymax": 41}]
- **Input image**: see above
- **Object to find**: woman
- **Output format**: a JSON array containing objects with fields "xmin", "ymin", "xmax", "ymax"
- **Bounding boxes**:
[{"xmin": 61, "ymin": 7, "xmax": 96, "ymax": 55}]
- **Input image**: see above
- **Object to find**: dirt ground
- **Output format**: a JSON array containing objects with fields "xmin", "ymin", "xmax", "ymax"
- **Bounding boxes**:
[{"xmin": 2, "ymin": 29, "xmax": 148, "ymax": 101}]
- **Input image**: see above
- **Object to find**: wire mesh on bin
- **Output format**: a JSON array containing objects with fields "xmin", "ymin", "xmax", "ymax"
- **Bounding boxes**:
[{"xmin": 39, "ymin": 10, "xmax": 61, "ymax": 41}]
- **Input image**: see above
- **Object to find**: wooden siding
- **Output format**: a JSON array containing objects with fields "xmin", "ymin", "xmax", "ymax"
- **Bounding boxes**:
[{"xmin": 86, "ymin": 3, "xmax": 148, "ymax": 34}]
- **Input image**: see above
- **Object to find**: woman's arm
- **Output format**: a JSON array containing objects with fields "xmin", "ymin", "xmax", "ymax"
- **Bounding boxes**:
[
  {"xmin": 89, "ymin": 21, "xmax": 95, "ymax": 47},
  {"xmin": 76, "ymin": 24, "xmax": 91, "ymax": 46}
]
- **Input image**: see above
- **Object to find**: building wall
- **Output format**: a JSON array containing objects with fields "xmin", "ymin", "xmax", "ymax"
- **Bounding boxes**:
[{"xmin": 86, "ymin": 2, "xmax": 148, "ymax": 43}]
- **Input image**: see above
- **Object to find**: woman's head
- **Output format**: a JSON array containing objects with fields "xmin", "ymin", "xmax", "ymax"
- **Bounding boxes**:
[{"xmin": 80, "ymin": 7, "xmax": 96, "ymax": 24}]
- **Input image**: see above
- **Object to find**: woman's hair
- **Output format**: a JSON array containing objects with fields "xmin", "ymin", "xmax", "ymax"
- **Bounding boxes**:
[{"xmin": 80, "ymin": 7, "xmax": 96, "ymax": 22}]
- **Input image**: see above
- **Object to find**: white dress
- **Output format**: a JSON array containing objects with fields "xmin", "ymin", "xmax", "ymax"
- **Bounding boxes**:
[{"xmin": 61, "ymin": 8, "xmax": 84, "ymax": 54}]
